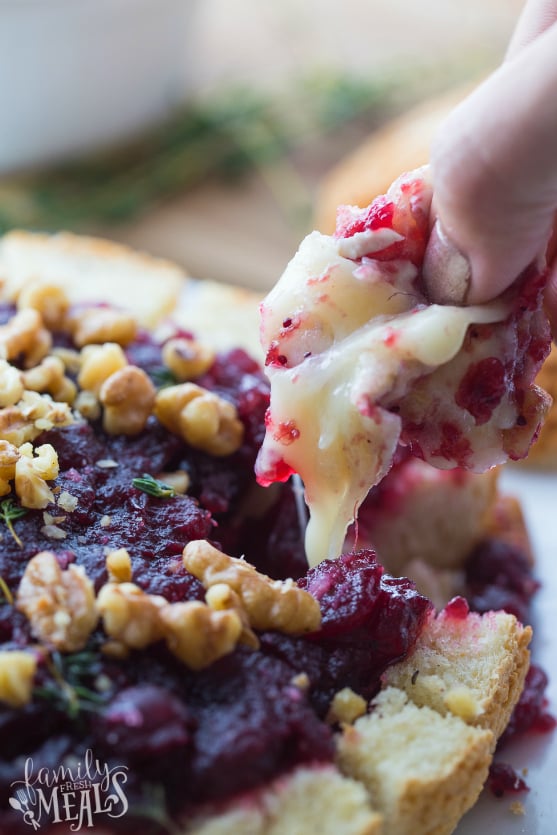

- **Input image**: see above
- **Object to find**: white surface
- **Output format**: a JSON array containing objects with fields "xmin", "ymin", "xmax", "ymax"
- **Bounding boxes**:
[
  {"xmin": 0, "ymin": 0, "xmax": 195, "ymax": 173},
  {"xmin": 456, "ymin": 468, "xmax": 557, "ymax": 835}
]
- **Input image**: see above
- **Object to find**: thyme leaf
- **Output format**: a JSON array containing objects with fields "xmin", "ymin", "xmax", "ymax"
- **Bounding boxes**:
[
  {"xmin": 149, "ymin": 366, "xmax": 178, "ymax": 389},
  {"xmin": 34, "ymin": 649, "xmax": 108, "ymax": 719},
  {"xmin": 0, "ymin": 498, "xmax": 28, "ymax": 547},
  {"xmin": 0, "ymin": 576, "xmax": 13, "ymax": 605},
  {"xmin": 132, "ymin": 473, "xmax": 176, "ymax": 499}
]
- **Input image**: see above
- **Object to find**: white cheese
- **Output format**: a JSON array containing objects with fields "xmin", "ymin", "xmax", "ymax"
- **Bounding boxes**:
[{"xmin": 257, "ymin": 228, "xmax": 508, "ymax": 567}]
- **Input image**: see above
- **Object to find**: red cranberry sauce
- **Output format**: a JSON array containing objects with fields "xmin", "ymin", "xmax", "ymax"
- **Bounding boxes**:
[
  {"xmin": 0, "ymin": 329, "xmax": 435, "ymax": 833},
  {"xmin": 486, "ymin": 762, "xmax": 529, "ymax": 798}
]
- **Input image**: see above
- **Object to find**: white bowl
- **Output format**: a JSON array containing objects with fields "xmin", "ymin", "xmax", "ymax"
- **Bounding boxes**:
[{"xmin": 0, "ymin": 0, "xmax": 195, "ymax": 173}]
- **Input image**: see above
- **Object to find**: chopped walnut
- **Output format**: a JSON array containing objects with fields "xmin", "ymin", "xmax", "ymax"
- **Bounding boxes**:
[
  {"xmin": 0, "ymin": 309, "xmax": 51, "ymax": 367},
  {"xmin": 159, "ymin": 600, "xmax": 243, "ymax": 670},
  {"xmin": 156, "ymin": 469, "xmax": 191, "ymax": 495},
  {"xmin": 17, "ymin": 282, "xmax": 70, "ymax": 331},
  {"xmin": 57, "ymin": 490, "xmax": 78, "ymax": 512},
  {"xmin": 99, "ymin": 365, "xmax": 156, "ymax": 435},
  {"xmin": 0, "ymin": 360, "xmax": 24, "ymax": 407},
  {"xmin": 0, "ymin": 440, "xmax": 20, "ymax": 496},
  {"xmin": 155, "ymin": 383, "xmax": 244, "ymax": 456},
  {"xmin": 77, "ymin": 342, "xmax": 128, "ymax": 395},
  {"xmin": 51, "ymin": 346, "xmax": 83, "ymax": 376},
  {"xmin": 16, "ymin": 552, "xmax": 98, "ymax": 652},
  {"xmin": 96, "ymin": 582, "xmax": 166, "ymax": 649},
  {"xmin": 105, "ymin": 549, "xmax": 133, "ymax": 583},
  {"xmin": 22, "ymin": 356, "xmax": 77, "ymax": 404},
  {"xmin": 73, "ymin": 390, "xmax": 101, "ymax": 422},
  {"xmin": 15, "ymin": 442, "xmax": 59, "ymax": 509},
  {"xmin": 0, "ymin": 391, "xmax": 74, "ymax": 447},
  {"xmin": 162, "ymin": 337, "xmax": 215, "ymax": 381},
  {"xmin": 71, "ymin": 307, "xmax": 137, "ymax": 348},
  {"xmin": 183, "ymin": 540, "xmax": 322, "ymax": 634},
  {"xmin": 0, "ymin": 651, "xmax": 37, "ymax": 708},
  {"xmin": 205, "ymin": 582, "xmax": 259, "ymax": 649},
  {"xmin": 327, "ymin": 688, "xmax": 368, "ymax": 725}
]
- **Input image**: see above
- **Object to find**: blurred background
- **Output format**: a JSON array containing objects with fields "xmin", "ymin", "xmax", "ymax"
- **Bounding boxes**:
[{"xmin": 0, "ymin": 0, "xmax": 524, "ymax": 290}]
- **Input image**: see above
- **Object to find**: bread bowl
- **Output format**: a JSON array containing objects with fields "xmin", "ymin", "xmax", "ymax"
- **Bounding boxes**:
[{"xmin": 0, "ymin": 227, "xmax": 547, "ymax": 834}]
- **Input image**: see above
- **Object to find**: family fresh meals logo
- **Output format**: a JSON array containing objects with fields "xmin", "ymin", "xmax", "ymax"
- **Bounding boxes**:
[{"xmin": 9, "ymin": 749, "xmax": 128, "ymax": 830}]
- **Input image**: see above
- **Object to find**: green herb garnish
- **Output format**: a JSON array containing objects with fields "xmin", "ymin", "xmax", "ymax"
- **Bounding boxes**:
[
  {"xmin": 0, "ymin": 498, "xmax": 28, "ymax": 547},
  {"xmin": 0, "ymin": 576, "xmax": 13, "ymax": 605},
  {"xmin": 34, "ymin": 650, "xmax": 107, "ymax": 719},
  {"xmin": 149, "ymin": 366, "xmax": 179, "ymax": 389},
  {"xmin": 132, "ymin": 473, "xmax": 176, "ymax": 499}
]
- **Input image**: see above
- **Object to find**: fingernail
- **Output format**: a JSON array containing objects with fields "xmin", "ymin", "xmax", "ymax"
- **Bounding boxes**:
[{"xmin": 423, "ymin": 219, "xmax": 471, "ymax": 305}]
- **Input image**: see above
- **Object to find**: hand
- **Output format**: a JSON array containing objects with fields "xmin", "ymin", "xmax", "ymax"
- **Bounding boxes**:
[{"xmin": 423, "ymin": 0, "xmax": 557, "ymax": 337}]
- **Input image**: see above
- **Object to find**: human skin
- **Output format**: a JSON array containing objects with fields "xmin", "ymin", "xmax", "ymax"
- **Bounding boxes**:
[{"xmin": 423, "ymin": 0, "xmax": 557, "ymax": 338}]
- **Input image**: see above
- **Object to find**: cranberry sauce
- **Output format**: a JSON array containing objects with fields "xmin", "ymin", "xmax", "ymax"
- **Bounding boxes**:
[{"xmin": 0, "ymin": 331, "xmax": 433, "ymax": 834}]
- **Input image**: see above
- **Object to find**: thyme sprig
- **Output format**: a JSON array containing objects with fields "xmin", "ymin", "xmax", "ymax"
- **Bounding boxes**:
[
  {"xmin": 127, "ymin": 783, "xmax": 182, "ymax": 835},
  {"xmin": 149, "ymin": 366, "xmax": 179, "ymax": 390},
  {"xmin": 0, "ymin": 498, "xmax": 28, "ymax": 547},
  {"xmin": 34, "ymin": 650, "xmax": 107, "ymax": 719},
  {"xmin": 132, "ymin": 473, "xmax": 177, "ymax": 499},
  {"xmin": 0, "ymin": 576, "xmax": 13, "ymax": 605}
]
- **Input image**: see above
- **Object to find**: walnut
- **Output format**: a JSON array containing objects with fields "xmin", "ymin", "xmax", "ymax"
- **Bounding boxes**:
[
  {"xmin": 0, "ymin": 651, "xmax": 37, "ymax": 708},
  {"xmin": 155, "ymin": 469, "xmax": 191, "ymax": 495},
  {"xmin": 327, "ymin": 688, "xmax": 368, "ymax": 725},
  {"xmin": 16, "ymin": 552, "xmax": 98, "ymax": 652},
  {"xmin": 71, "ymin": 307, "xmax": 137, "ymax": 348},
  {"xmin": 51, "ymin": 346, "xmax": 83, "ymax": 376},
  {"xmin": 0, "ymin": 360, "xmax": 24, "ymax": 407},
  {"xmin": 99, "ymin": 365, "xmax": 156, "ymax": 435},
  {"xmin": 159, "ymin": 600, "xmax": 243, "ymax": 670},
  {"xmin": 96, "ymin": 582, "xmax": 166, "ymax": 649},
  {"xmin": 73, "ymin": 390, "xmax": 101, "ymax": 421},
  {"xmin": 0, "ymin": 391, "xmax": 74, "ymax": 447},
  {"xmin": 162, "ymin": 337, "xmax": 215, "ymax": 380},
  {"xmin": 105, "ymin": 549, "xmax": 133, "ymax": 583},
  {"xmin": 15, "ymin": 442, "xmax": 59, "ymax": 509},
  {"xmin": 17, "ymin": 281, "xmax": 70, "ymax": 331},
  {"xmin": 22, "ymin": 356, "xmax": 77, "ymax": 404},
  {"xmin": 155, "ymin": 383, "xmax": 244, "ymax": 456},
  {"xmin": 0, "ymin": 309, "xmax": 52, "ymax": 367},
  {"xmin": 205, "ymin": 582, "xmax": 259, "ymax": 649},
  {"xmin": 0, "ymin": 440, "xmax": 20, "ymax": 496},
  {"xmin": 183, "ymin": 540, "xmax": 322, "ymax": 634},
  {"xmin": 77, "ymin": 343, "xmax": 128, "ymax": 395}
]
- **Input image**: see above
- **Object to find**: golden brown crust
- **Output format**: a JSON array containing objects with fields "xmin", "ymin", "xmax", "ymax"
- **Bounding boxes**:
[
  {"xmin": 337, "ymin": 688, "xmax": 493, "ymax": 835},
  {"xmin": 383, "ymin": 610, "xmax": 532, "ymax": 741}
]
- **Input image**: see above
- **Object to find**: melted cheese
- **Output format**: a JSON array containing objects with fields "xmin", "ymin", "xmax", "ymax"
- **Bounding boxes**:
[{"xmin": 256, "ymin": 230, "xmax": 509, "ymax": 568}]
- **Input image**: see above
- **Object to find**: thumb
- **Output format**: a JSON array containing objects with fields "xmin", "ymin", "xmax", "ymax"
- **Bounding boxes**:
[{"xmin": 424, "ymin": 21, "xmax": 557, "ymax": 307}]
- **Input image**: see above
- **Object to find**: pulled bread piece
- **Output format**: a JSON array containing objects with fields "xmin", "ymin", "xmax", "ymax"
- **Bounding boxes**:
[{"xmin": 256, "ymin": 168, "xmax": 551, "ymax": 566}]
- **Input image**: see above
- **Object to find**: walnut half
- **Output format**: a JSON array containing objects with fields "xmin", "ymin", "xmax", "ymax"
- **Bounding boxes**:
[
  {"xmin": 16, "ymin": 552, "xmax": 99, "ymax": 652},
  {"xmin": 183, "ymin": 540, "xmax": 322, "ymax": 635}
]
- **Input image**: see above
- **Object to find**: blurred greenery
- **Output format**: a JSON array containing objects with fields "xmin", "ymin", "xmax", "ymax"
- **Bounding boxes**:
[
  {"xmin": 0, "ymin": 62, "xmax": 480, "ymax": 234},
  {"xmin": 0, "ymin": 71, "xmax": 409, "ymax": 233}
]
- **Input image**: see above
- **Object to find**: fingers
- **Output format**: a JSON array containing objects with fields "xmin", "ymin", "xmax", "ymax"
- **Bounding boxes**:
[
  {"xmin": 506, "ymin": 0, "xmax": 557, "ymax": 57},
  {"xmin": 424, "ymin": 21, "xmax": 557, "ymax": 306}
]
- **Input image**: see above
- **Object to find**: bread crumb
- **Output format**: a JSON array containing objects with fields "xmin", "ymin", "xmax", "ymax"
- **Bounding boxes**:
[{"xmin": 510, "ymin": 801, "xmax": 525, "ymax": 816}]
